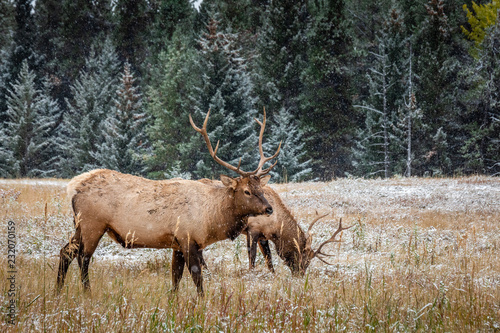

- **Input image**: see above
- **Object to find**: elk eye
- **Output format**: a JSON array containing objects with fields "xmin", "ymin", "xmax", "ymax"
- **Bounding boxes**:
[{"xmin": 244, "ymin": 190, "xmax": 251, "ymax": 196}]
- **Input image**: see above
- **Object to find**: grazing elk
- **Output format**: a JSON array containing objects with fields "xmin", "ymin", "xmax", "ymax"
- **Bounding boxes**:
[
  {"xmin": 56, "ymin": 109, "xmax": 280, "ymax": 295},
  {"xmin": 243, "ymin": 187, "xmax": 351, "ymax": 276},
  {"xmin": 196, "ymin": 181, "xmax": 351, "ymax": 276}
]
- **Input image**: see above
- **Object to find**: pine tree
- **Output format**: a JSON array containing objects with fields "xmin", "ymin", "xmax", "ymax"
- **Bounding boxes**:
[
  {"xmin": 1, "ymin": 0, "xmax": 41, "ymax": 123},
  {"xmin": 0, "ymin": 61, "xmax": 60, "ymax": 177},
  {"xmin": 146, "ymin": 29, "xmax": 199, "ymax": 179},
  {"xmin": 93, "ymin": 63, "xmax": 147, "ymax": 174},
  {"xmin": 186, "ymin": 15, "xmax": 260, "ymax": 178},
  {"xmin": 353, "ymin": 17, "xmax": 407, "ymax": 178},
  {"xmin": 413, "ymin": 0, "xmax": 463, "ymax": 175},
  {"xmin": 264, "ymin": 107, "xmax": 311, "ymax": 182},
  {"xmin": 300, "ymin": 0, "xmax": 354, "ymax": 179},
  {"xmin": 255, "ymin": 0, "xmax": 308, "ymax": 118},
  {"xmin": 57, "ymin": 39, "xmax": 121, "ymax": 177},
  {"xmin": 148, "ymin": 0, "xmax": 194, "ymax": 58},
  {"xmin": 113, "ymin": 0, "xmax": 152, "ymax": 72},
  {"xmin": 460, "ymin": 15, "xmax": 500, "ymax": 175}
]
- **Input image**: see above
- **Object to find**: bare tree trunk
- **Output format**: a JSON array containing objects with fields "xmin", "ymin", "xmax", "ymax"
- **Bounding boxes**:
[
  {"xmin": 405, "ymin": 45, "xmax": 414, "ymax": 178},
  {"xmin": 382, "ymin": 53, "xmax": 389, "ymax": 179}
]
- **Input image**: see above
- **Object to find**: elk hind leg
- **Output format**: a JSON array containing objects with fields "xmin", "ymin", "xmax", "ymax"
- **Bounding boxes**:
[
  {"xmin": 56, "ymin": 228, "xmax": 82, "ymax": 293},
  {"xmin": 258, "ymin": 240, "xmax": 275, "ymax": 273},
  {"xmin": 171, "ymin": 250, "xmax": 185, "ymax": 292},
  {"xmin": 185, "ymin": 243, "xmax": 204, "ymax": 295}
]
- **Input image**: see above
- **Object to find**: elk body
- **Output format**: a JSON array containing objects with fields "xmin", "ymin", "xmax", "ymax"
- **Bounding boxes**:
[
  {"xmin": 244, "ymin": 187, "xmax": 350, "ymax": 275},
  {"xmin": 56, "ymin": 109, "xmax": 280, "ymax": 295}
]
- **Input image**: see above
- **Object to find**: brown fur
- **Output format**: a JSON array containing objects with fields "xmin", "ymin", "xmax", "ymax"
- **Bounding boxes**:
[
  {"xmin": 243, "ymin": 186, "xmax": 313, "ymax": 275},
  {"xmin": 57, "ymin": 169, "xmax": 273, "ymax": 295},
  {"xmin": 198, "ymin": 179, "xmax": 313, "ymax": 275}
]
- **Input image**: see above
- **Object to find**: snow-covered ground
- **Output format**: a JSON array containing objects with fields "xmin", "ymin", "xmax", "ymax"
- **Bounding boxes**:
[
  {"xmin": 1, "ymin": 176, "xmax": 499, "ymax": 331},
  {"xmin": 0, "ymin": 178, "xmax": 68, "ymax": 187},
  {"xmin": 2, "ymin": 176, "xmax": 497, "ymax": 282}
]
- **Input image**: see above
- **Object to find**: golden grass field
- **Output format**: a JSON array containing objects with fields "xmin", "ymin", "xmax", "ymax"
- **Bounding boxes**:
[{"xmin": 0, "ymin": 176, "xmax": 499, "ymax": 332}]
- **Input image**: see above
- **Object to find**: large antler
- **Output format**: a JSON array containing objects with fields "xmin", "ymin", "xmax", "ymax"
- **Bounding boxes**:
[
  {"xmin": 252, "ymin": 107, "xmax": 282, "ymax": 177},
  {"xmin": 314, "ymin": 218, "xmax": 352, "ymax": 258},
  {"xmin": 306, "ymin": 211, "xmax": 330, "ymax": 239},
  {"xmin": 189, "ymin": 108, "xmax": 281, "ymax": 177}
]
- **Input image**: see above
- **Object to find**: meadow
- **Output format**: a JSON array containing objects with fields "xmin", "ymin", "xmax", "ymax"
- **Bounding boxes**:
[{"xmin": 0, "ymin": 176, "xmax": 499, "ymax": 332}]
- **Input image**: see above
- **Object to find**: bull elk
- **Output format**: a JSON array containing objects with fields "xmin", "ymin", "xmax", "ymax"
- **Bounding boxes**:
[
  {"xmin": 244, "ymin": 186, "xmax": 351, "ymax": 275},
  {"xmin": 56, "ymin": 109, "xmax": 280, "ymax": 295}
]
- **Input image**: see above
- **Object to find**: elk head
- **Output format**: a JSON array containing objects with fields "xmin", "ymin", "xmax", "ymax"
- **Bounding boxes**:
[
  {"xmin": 291, "ymin": 215, "xmax": 351, "ymax": 276},
  {"xmin": 189, "ymin": 108, "xmax": 281, "ymax": 217}
]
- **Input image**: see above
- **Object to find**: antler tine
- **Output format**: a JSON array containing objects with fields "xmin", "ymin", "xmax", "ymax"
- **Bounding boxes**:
[
  {"xmin": 315, "ymin": 256, "xmax": 333, "ymax": 265},
  {"xmin": 306, "ymin": 212, "xmax": 330, "ymax": 238},
  {"xmin": 189, "ymin": 110, "xmax": 245, "ymax": 176},
  {"xmin": 252, "ymin": 107, "xmax": 282, "ymax": 177},
  {"xmin": 314, "ymin": 218, "xmax": 352, "ymax": 257}
]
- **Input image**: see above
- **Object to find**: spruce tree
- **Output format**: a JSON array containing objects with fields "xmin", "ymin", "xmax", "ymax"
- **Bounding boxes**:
[
  {"xmin": 413, "ymin": 0, "xmax": 463, "ymax": 175},
  {"xmin": 300, "ymin": 0, "xmax": 354, "ymax": 179},
  {"xmin": 264, "ymin": 107, "xmax": 311, "ymax": 182},
  {"xmin": 0, "ymin": 0, "xmax": 14, "ymax": 53},
  {"xmin": 255, "ymin": 0, "xmax": 308, "ymax": 118},
  {"xmin": 40, "ymin": 0, "xmax": 112, "ymax": 90},
  {"xmin": 460, "ymin": 16, "xmax": 500, "ymax": 175},
  {"xmin": 353, "ymin": 13, "xmax": 408, "ymax": 178},
  {"xmin": 1, "ymin": 0, "xmax": 40, "ymax": 122},
  {"xmin": 57, "ymin": 39, "xmax": 121, "ymax": 177},
  {"xmin": 187, "ymin": 15, "xmax": 259, "ymax": 179},
  {"xmin": 0, "ymin": 61, "xmax": 60, "ymax": 177},
  {"xmin": 146, "ymin": 29, "xmax": 199, "ymax": 179},
  {"xmin": 148, "ymin": 0, "xmax": 195, "ymax": 58},
  {"xmin": 353, "ymin": 42, "xmax": 392, "ymax": 178},
  {"xmin": 113, "ymin": 0, "xmax": 151, "ymax": 73},
  {"xmin": 93, "ymin": 63, "xmax": 147, "ymax": 174}
]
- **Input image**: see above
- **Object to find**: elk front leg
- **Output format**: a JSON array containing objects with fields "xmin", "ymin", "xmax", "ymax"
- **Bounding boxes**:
[
  {"xmin": 258, "ymin": 239, "xmax": 275, "ymax": 273},
  {"xmin": 185, "ymin": 242, "xmax": 204, "ymax": 295},
  {"xmin": 76, "ymin": 228, "xmax": 104, "ymax": 294},
  {"xmin": 247, "ymin": 232, "xmax": 259, "ymax": 269},
  {"xmin": 77, "ymin": 253, "xmax": 92, "ymax": 292},
  {"xmin": 171, "ymin": 250, "xmax": 185, "ymax": 292}
]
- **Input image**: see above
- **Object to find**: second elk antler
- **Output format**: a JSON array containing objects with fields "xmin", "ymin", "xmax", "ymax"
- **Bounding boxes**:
[{"xmin": 312, "ymin": 218, "xmax": 352, "ymax": 265}]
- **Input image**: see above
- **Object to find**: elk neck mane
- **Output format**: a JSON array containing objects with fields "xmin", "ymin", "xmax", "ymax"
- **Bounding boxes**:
[
  {"xmin": 67, "ymin": 169, "xmax": 110, "ymax": 199},
  {"xmin": 268, "ymin": 188, "xmax": 307, "ymax": 247}
]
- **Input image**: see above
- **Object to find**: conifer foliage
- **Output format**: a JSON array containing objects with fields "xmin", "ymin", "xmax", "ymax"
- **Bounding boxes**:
[
  {"xmin": 93, "ymin": 63, "xmax": 146, "ymax": 174},
  {"xmin": 264, "ymin": 107, "xmax": 311, "ymax": 182},
  {"xmin": 56, "ymin": 40, "xmax": 121, "ymax": 177},
  {"xmin": 0, "ymin": 61, "xmax": 60, "ymax": 177},
  {"xmin": 0, "ymin": 0, "xmax": 498, "ymax": 180},
  {"xmin": 187, "ymin": 15, "xmax": 259, "ymax": 179}
]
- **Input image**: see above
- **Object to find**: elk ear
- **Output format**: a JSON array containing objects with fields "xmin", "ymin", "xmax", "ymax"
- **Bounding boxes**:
[
  {"xmin": 220, "ymin": 175, "xmax": 238, "ymax": 190},
  {"xmin": 260, "ymin": 175, "xmax": 271, "ymax": 187}
]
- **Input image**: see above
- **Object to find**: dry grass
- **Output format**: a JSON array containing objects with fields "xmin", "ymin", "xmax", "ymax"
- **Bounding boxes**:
[{"xmin": 1, "ymin": 176, "xmax": 499, "ymax": 332}]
